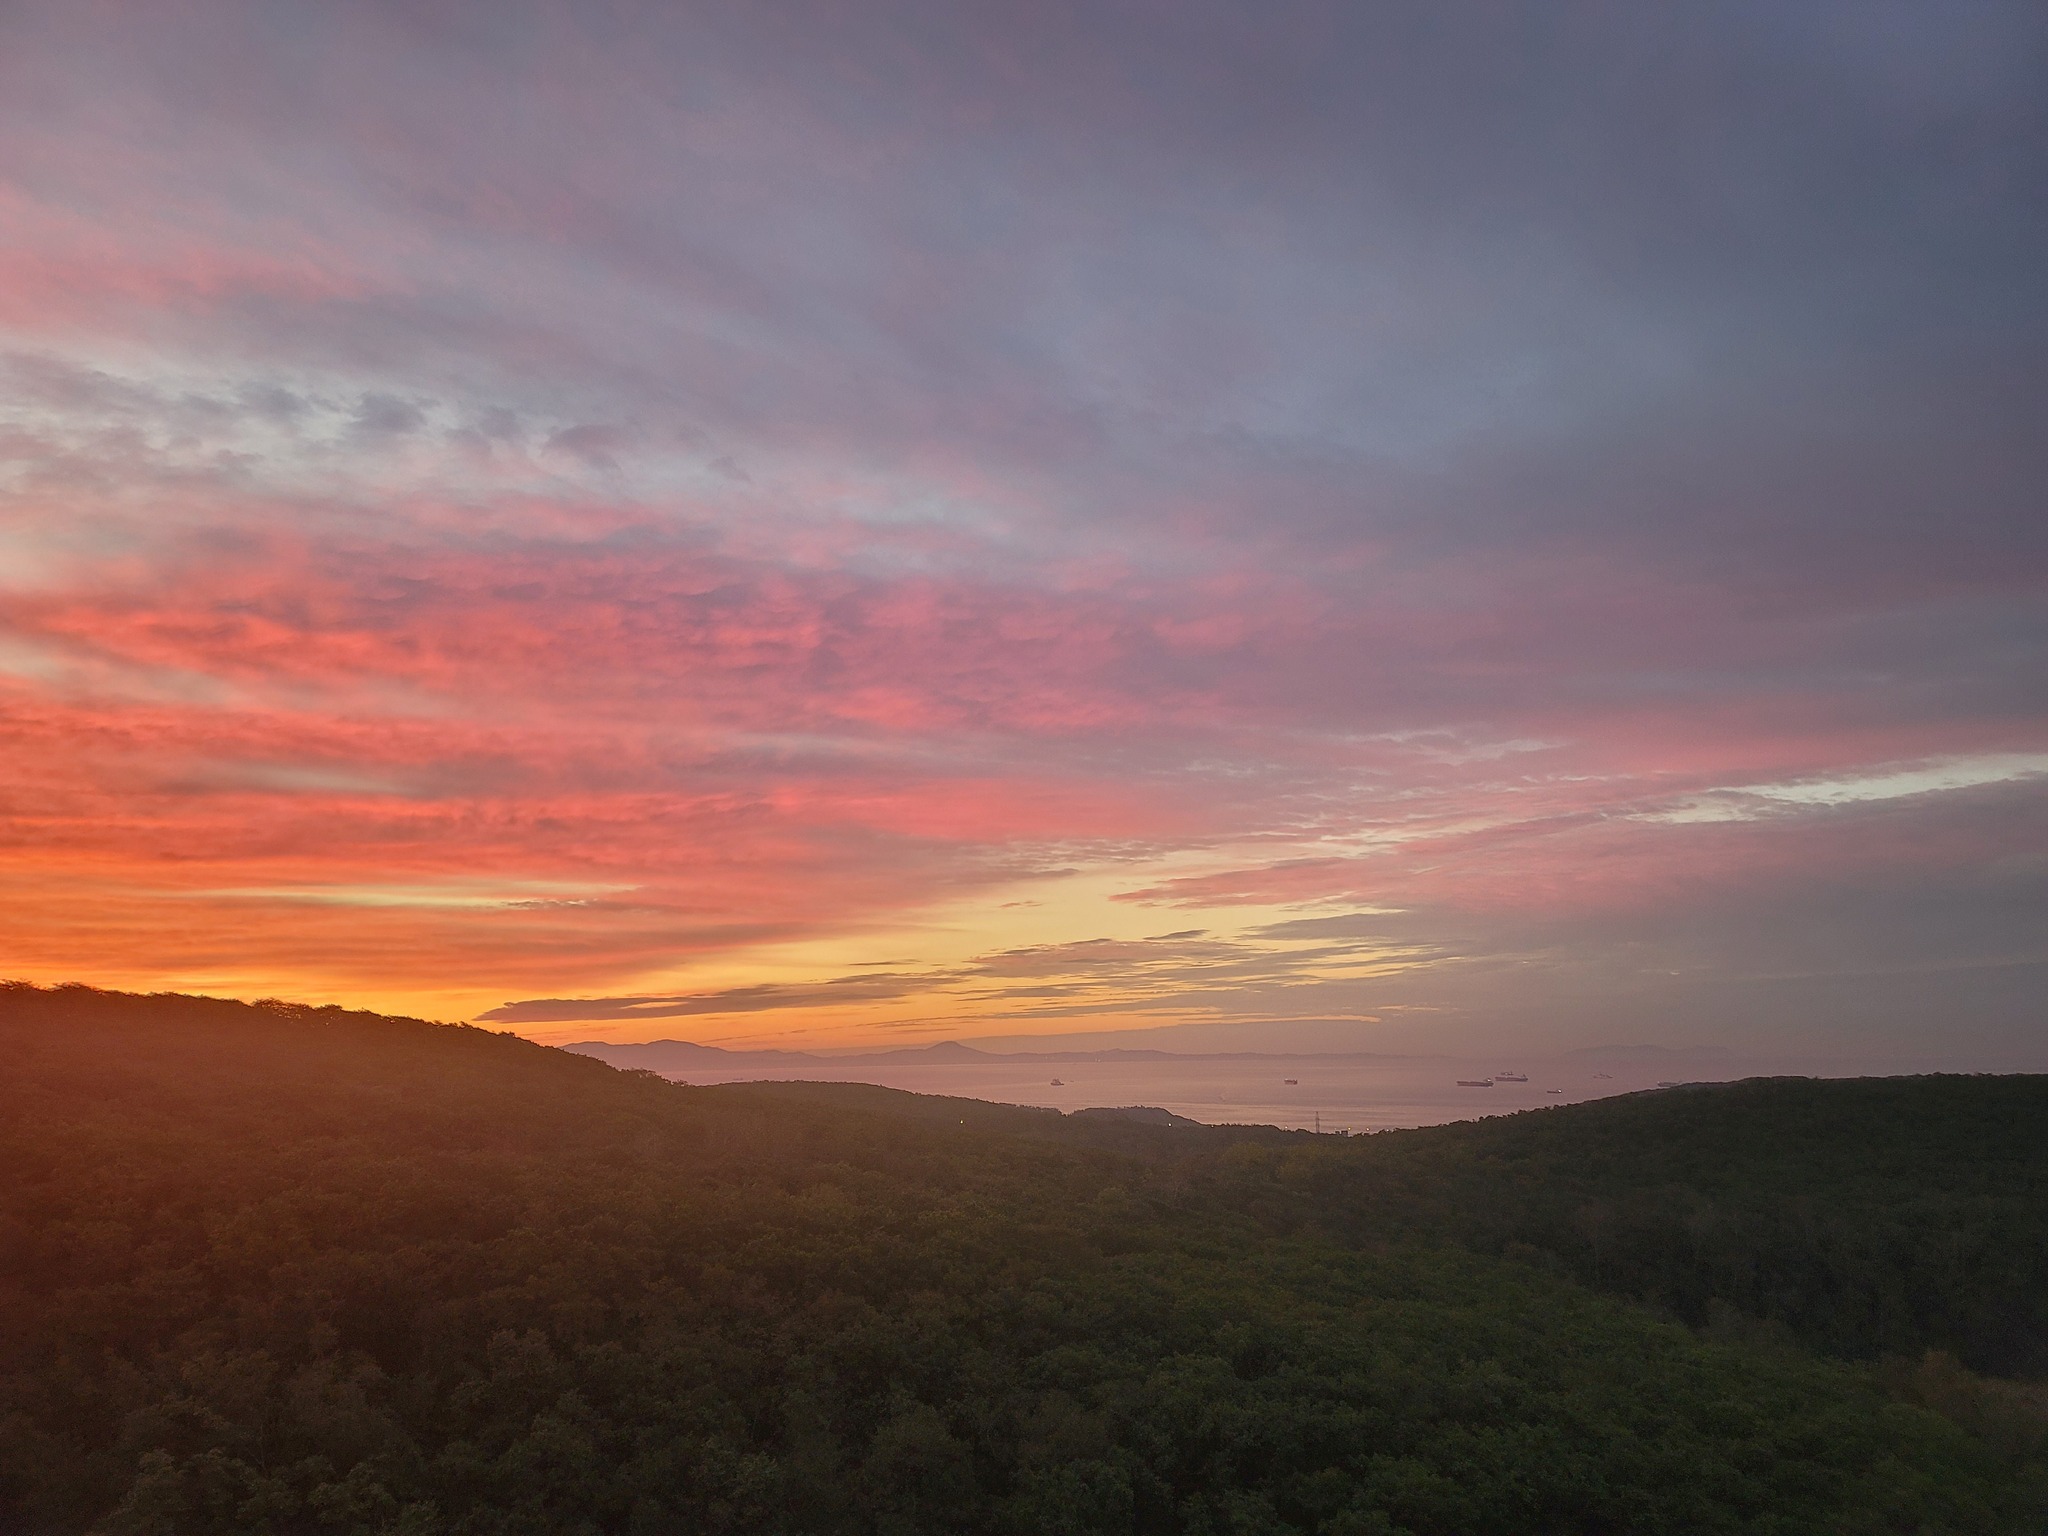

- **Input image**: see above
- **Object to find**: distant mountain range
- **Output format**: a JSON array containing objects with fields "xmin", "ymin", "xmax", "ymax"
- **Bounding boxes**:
[
  {"xmin": 562, "ymin": 1038, "xmax": 1740, "ymax": 1072},
  {"xmin": 561, "ymin": 1038, "xmax": 1346, "ymax": 1070}
]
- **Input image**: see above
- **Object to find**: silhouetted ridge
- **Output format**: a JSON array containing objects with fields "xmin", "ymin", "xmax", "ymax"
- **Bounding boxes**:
[{"xmin": 1070, "ymin": 1105, "xmax": 1205, "ymax": 1128}]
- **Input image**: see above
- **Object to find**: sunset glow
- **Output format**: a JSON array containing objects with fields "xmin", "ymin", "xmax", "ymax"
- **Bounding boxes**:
[{"xmin": 3, "ymin": 2, "xmax": 2043, "ymax": 1057}]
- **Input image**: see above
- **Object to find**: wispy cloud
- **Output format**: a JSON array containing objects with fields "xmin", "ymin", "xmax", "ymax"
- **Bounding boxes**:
[
  {"xmin": 481, "ymin": 924, "xmax": 1448, "ymax": 1028},
  {"xmin": 1639, "ymin": 755, "xmax": 2048, "ymax": 823}
]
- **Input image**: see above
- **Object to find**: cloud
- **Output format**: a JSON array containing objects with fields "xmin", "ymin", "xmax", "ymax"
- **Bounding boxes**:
[
  {"xmin": 544, "ymin": 424, "xmax": 625, "ymax": 473},
  {"xmin": 478, "ymin": 974, "xmax": 930, "ymax": 1025},
  {"xmin": 0, "ymin": 0, "xmax": 2041, "ymax": 1046},
  {"xmin": 350, "ymin": 393, "xmax": 425, "ymax": 437},
  {"xmin": 1250, "ymin": 912, "xmax": 1405, "ymax": 941},
  {"xmin": 479, "ymin": 921, "xmax": 1442, "ymax": 1028},
  {"xmin": 1640, "ymin": 755, "xmax": 2048, "ymax": 822}
]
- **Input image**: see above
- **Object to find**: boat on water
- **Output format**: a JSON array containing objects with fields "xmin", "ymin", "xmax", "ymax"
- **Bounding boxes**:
[
  {"xmin": 1283, "ymin": 1078, "xmax": 1298, "ymax": 1085},
  {"xmin": 1049, "ymin": 1078, "xmax": 1064, "ymax": 1086},
  {"xmin": 1456, "ymin": 1078, "xmax": 1494, "ymax": 1088},
  {"xmin": 1592, "ymin": 1072, "xmax": 1612, "ymax": 1080},
  {"xmin": 1546, "ymin": 1088, "xmax": 1561, "ymax": 1094},
  {"xmin": 1495, "ymin": 1071, "xmax": 1528, "ymax": 1082}
]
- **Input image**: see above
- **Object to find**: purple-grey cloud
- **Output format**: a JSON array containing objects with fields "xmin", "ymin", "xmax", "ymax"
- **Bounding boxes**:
[{"xmin": 1, "ymin": 0, "xmax": 2042, "ymax": 1049}]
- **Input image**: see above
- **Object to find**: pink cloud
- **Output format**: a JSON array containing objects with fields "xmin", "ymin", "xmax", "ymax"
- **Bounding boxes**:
[{"xmin": 0, "ymin": 0, "xmax": 2040, "ymax": 1046}]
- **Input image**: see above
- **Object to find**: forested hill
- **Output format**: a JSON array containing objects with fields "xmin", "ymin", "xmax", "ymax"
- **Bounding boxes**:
[{"xmin": 4, "ymin": 984, "xmax": 2045, "ymax": 1534}]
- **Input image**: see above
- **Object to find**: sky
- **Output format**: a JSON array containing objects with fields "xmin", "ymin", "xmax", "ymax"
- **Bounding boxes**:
[{"xmin": 1, "ymin": 0, "xmax": 2044, "ymax": 1060}]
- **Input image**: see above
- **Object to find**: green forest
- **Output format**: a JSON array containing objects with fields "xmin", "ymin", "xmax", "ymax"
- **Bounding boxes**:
[{"xmin": 3, "ymin": 983, "xmax": 2044, "ymax": 1534}]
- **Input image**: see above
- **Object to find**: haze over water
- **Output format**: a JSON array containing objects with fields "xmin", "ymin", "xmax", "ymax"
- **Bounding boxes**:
[{"xmin": 642, "ymin": 1054, "xmax": 1864, "ymax": 1134}]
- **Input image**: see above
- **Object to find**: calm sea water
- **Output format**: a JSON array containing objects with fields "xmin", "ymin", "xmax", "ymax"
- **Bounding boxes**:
[{"xmin": 657, "ymin": 1054, "xmax": 1785, "ymax": 1133}]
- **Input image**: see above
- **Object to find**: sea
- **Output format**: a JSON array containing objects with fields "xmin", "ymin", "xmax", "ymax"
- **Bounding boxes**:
[{"xmin": 647, "ymin": 1052, "xmax": 1809, "ymax": 1133}]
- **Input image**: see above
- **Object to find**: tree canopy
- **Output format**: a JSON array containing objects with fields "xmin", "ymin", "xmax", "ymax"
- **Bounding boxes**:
[{"xmin": 3, "ymin": 983, "xmax": 2043, "ymax": 1534}]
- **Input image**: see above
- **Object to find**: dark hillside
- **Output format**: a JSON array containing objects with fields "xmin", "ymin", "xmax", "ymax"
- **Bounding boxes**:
[
  {"xmin": 1273, "ymin": 1075, "xmax": 2048, "ymax": 1373},
  {"xmin": 2, "ymin": 984, "xmax": 2042, "ymax": 1535},
  {"xmin": 714, "ymin": 1072, "xmax": 2048, "ymax": 1373}
]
